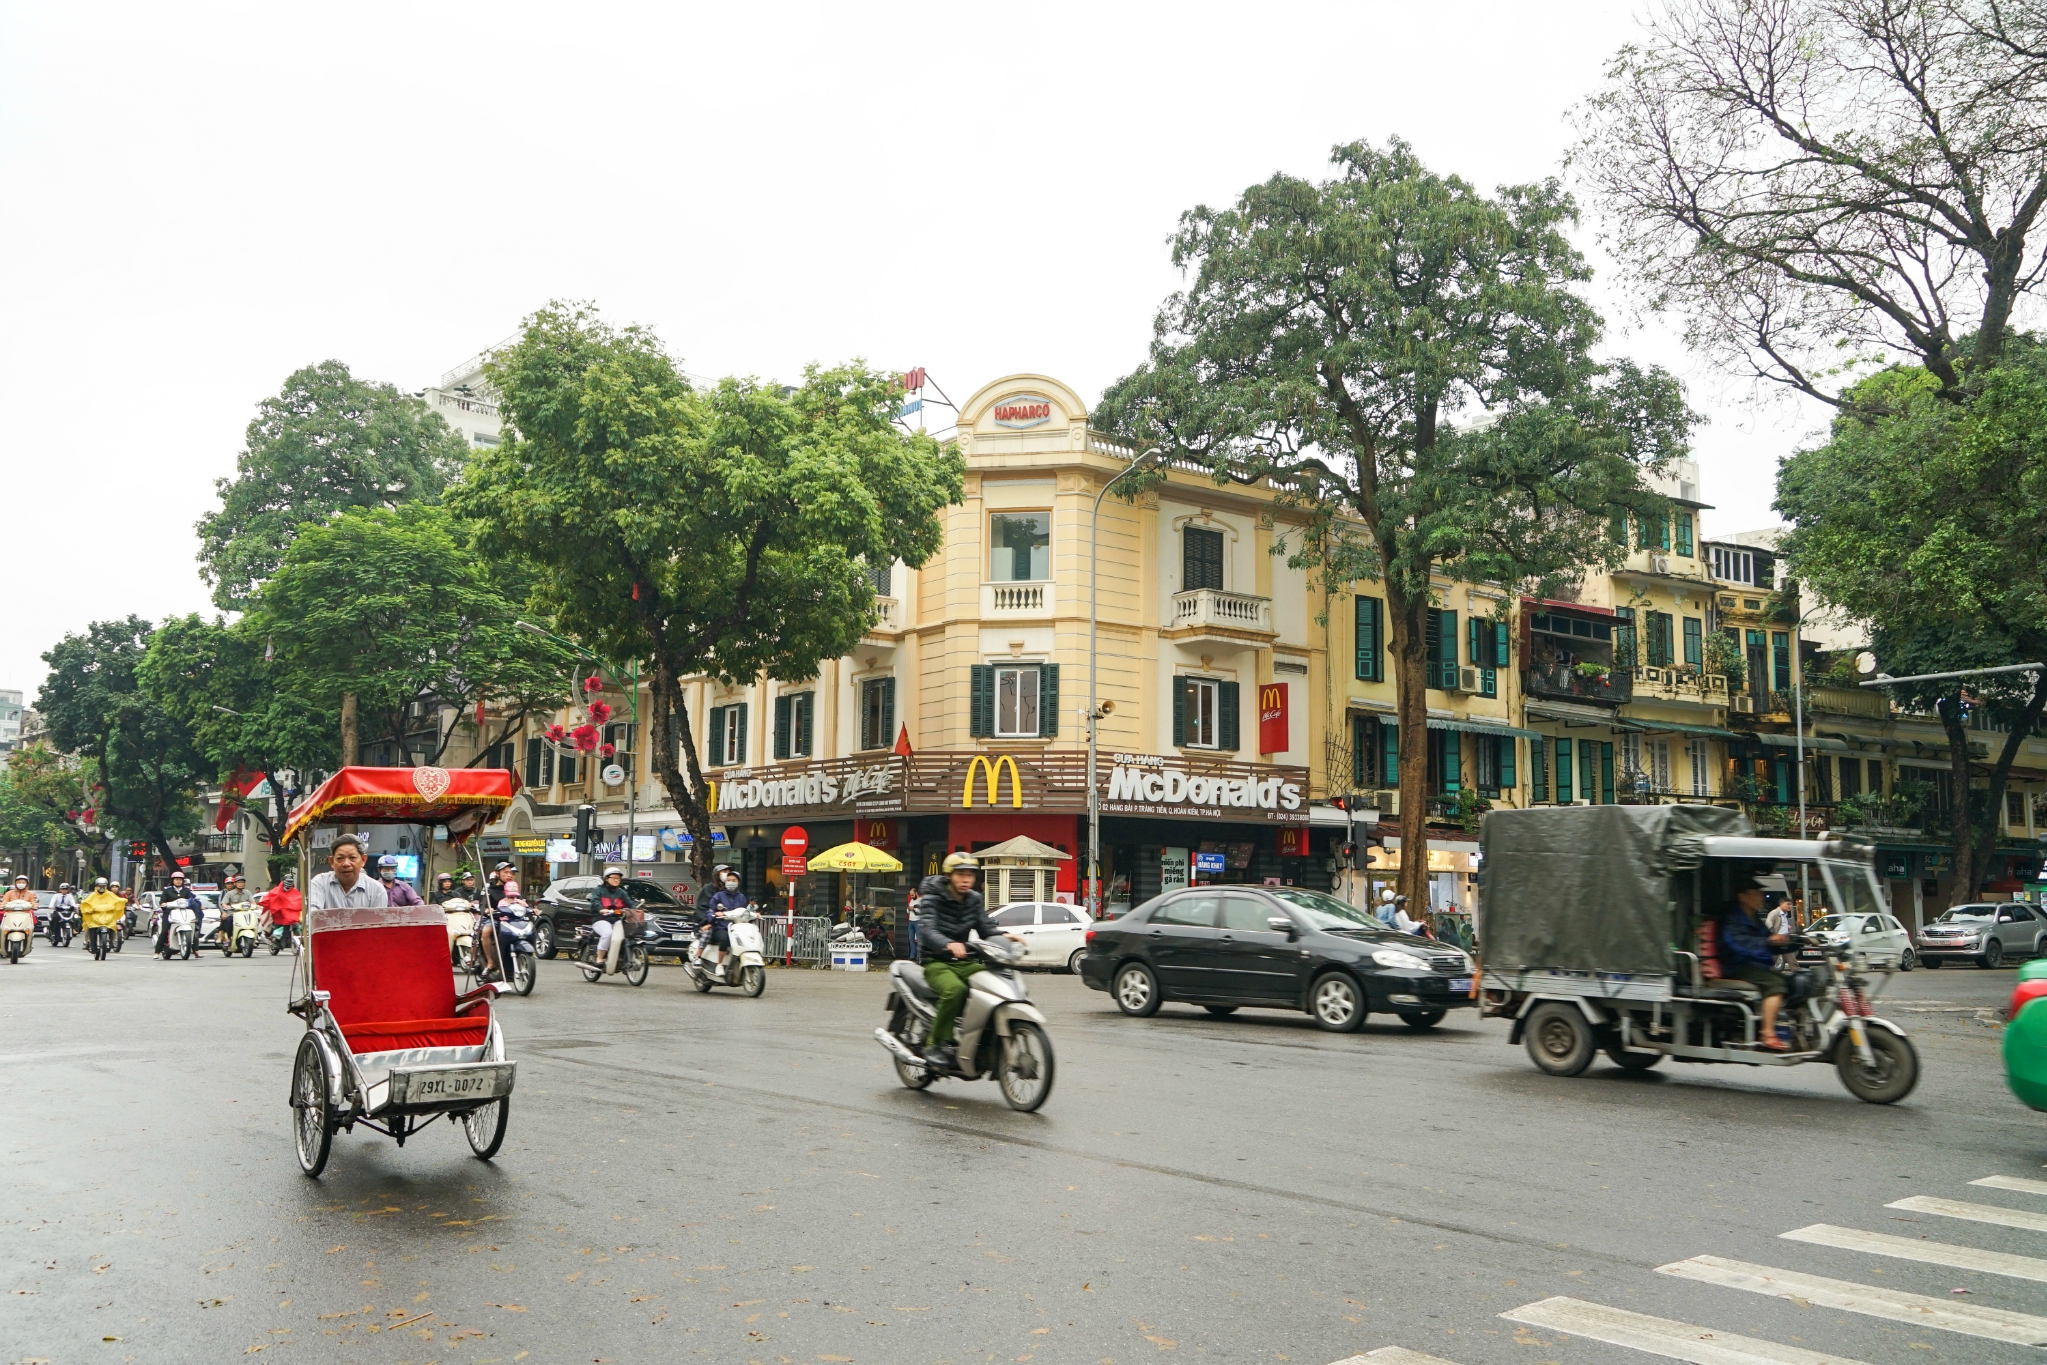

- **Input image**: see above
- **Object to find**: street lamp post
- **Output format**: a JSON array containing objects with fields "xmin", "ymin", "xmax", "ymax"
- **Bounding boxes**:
[
  {"xmin": 1086, "ymin": 446, "xmax": 1163, "ymax": 917},
  {"xmin": 518, "ymin": 622, "xmax": 643, "ymax": 882}
]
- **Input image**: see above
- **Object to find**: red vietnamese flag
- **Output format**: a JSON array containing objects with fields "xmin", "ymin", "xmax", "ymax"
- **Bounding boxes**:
[
  {"xmin": 1257, "ymin": 683, "xmax": 1289, "ymax": 755},
  {"xmin": 894, "ymin": 724, "xmax": 914, "ymax": 757}
]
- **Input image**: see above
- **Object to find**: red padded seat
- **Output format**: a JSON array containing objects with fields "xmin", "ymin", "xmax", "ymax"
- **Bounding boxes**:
[{"xmin": 311, "ymin": 921, "xmax": 488, "ymax": 1054}]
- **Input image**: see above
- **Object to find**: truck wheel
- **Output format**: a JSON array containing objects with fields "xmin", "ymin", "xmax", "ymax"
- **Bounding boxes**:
[{"xmin": 1525, "ymin": 1003, "xmax": 1596, "ymax": 1077}]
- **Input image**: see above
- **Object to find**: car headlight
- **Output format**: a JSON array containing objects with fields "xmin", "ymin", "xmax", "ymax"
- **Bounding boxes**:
[{"xmin": 1372, "ymin": 948, "xmax": 1432, "ymax": 971}]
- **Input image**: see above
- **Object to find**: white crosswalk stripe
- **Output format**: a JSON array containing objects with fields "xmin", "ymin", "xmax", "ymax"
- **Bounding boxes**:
[
  {"xmin": 1781, "ymin": 1221, "xmax": 2047, "ymax": 1283},
  {"xmin": 1972, "ymin": 1174, "xmax": 2047, "ymax": 1197},
  {"xmin": 1502, "ymin": 1296, "xmax": 1874, "ymax": 1365},
  {"xmin": 1658, "ymin": 1253, "xmax": 2047, "ymax": 1347},
  {"xmin": 1887, "ymin": 1193, "xmax": 2047, "ymax": 1233},
  {"xmin": 1338, "ymin": 1350, "xmax": 1463, "ymax": 1365}
]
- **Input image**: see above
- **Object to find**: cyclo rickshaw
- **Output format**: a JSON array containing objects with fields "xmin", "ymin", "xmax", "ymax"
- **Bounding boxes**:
[
  {"xmin": 279, "ymin": 765, "xmax": 520, "ymax": 1176},
  {"xmin": 1478, "ymin": 804, "xmax": 1920, "ymax": 1104}
]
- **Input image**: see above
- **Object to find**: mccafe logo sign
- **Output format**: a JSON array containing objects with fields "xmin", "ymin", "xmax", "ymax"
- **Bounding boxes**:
[
  {"xmin": 992, "ymin": 394, "xmax": 1055, "ymax": 429},
  {"xmin": 1104, "ymin": 752, "xmax": 1304, "ymax": 815}
]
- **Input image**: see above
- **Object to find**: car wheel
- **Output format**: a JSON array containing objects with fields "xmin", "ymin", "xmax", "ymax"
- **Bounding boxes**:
[
  {"xmin": 1899, "ymin": 948, "xmax": 1916, "ymax": 971},
  {"xmin": 1203, "ymin": 1005, "xmax": 1239, "ymax": 1017},
  {"xmin": 1399, "ymin": 1009, "xmax": 1446, "ymax": 1031},
  {"xmin": 1524, "ymin": 1002, "xmax": 1596, "ymax": 1077},
  {"xmin": 1983, "ymin": 939, "xmax": 2005, "ymax": 969},
  {"xmin": 1067, "ymin": 948, "xmax": 1085, "ymax": 975},
  {"xmin": 533, "ymin": 919, "xmax": 556, "ymax": 959},
  {"xmin": 1113, "ymin": 962, "xmax": 1161, "ymax": 1017},
  {"xmin": 1310, "ymin": 973, "xmax": 1365, "ymax": 1032}
]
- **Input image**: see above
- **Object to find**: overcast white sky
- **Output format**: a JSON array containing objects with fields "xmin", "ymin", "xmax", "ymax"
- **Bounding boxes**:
[{"xmin": 0, "ymin": 0, "xmax": 1823, "ymax": 698}]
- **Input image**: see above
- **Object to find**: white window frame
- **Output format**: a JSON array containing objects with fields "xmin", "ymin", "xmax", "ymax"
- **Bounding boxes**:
[
  {"xmin": 717, "ymin": 706, "xmax": 742, "ymax": 767},
  {"xmin": 1648, "ymin": 739, "xmax": 1671, "ymax": 793},
  {"xmin": 1688, "ymin": 738, "xmax": 1711, "ymax": 796},
  {"xmin": 989, "ymin": 511, "xmax": 1052, "ymax": 583},
  {"xmin": 994, "ymin": 664, "xmax": 1042, "ymax": 738},
  {"xmin": 1184, "ymin": 677, "xmax": 1219, "ymax": 749},
  {"xmin": 1711, "ymin": 546, "xmax": 1756, "ymax": 586}
]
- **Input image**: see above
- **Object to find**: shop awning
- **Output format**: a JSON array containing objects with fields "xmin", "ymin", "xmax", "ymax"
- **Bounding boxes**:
[
  {"xmin": 1754, "ymin": 732, "xmax": 1853, "ymax": 753},
  {"xmin": 1526, "ymin": 701, "xmax": 1640, "ymax": 730},
  {"xmin": 1628, "ymin": 719, "xmax": 1742, "ymax": 739},
  {"xmin": 1384, "ymin": 715, "xmax": 1544, "ymax": 741}
]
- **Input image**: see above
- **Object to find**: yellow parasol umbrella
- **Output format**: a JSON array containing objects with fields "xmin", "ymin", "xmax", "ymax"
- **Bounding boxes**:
[{"xmin": 804, "ymin": 841, "xmax": 904, "ymax": 874}]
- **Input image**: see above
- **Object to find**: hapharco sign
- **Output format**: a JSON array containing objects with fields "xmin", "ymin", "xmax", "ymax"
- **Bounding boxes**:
[{"xmin": 992, "ymin": 394, "xmax": 1054, "ymax": 428}]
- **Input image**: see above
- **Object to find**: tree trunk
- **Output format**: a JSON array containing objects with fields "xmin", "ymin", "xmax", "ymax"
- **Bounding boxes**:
[
  {"xmin": 340, "ymin": 692, "xmax": 359, "ymax": 767},
  {"xmin": 647, "ymin": 661, "xmax": 717, "ymax": 893},
  {"xmin": 1937, "ymin": 695, "xmax": 1977, "ymax": 909},
  {"xmin": 1968, "ymin": 674, "xmax": 2047, "ymax": 900},
  {"xmin": 1383, "ymin": 576, "xmax": 1434, "ymax": 913},
  {"xmin": 149, "ymin": 829, "xmax": 182, "ymax": 887}
]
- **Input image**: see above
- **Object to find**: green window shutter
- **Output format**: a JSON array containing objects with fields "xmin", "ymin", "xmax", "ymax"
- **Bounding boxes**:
[
  {"xmin": 1555, "ymin": 739, "xmax": 1572, "ymax": 802},
  {"xmin": 1529, "ymin": 735, "xmax": 1546, "ymax": 796},
  {"xmin": 524, "ymin": 738, "xmax": 542, "ymax": 788},
  {"xmin": 1496, "ymin": 736, "xmax": 1516, "ymax": 789},
  {"xmin": 773, "ymin": 695, "xmax": 792, "ymax": 760},
  {"xmin": 1037, "ymin": 664, "xmax": 1058, "ymax": 738},
  {"xmin": 1468, "ymin": 617, "xmax": 1481, "ymax": 668},
  {"xmin": 1171, "ymin": 677, "xmax": 1187, "ymax": 747},
  {"xmin": 1218, "ymin": 681, "xmax": 1239, "ymax": 751},
  {"xmin": 1442, "ymin": 610, "xmax": 1458, "ymax": 665},
  {"xmin": 1496, "ymin": 620, "xmax": 1509, "ymax": 669},
  {"xmin": 1442, "ymin": 729, "xmax": 1460, "ymax": 789},
  {"xmin": 1600, "ymin": 742, "xmax": 1615, "ymax": 804},
  {"xmin": 1772, "ymin": 632, "xmax": 1791, "ymax": 692},
  {"xmin": 1354, "ymin": 596, "xmax": 1382, "ymax": 682},
  {"xmin": 800, "ymin": 693, "xmax": 814, "ymax": 755},
  {"xmin": 706, "ymin": 706, "xmax": 724, "ymax": 766},
  {"xmin": 1382, "ymin": 720, "xmax": 1399, "ymax": 787},
  {"xmin": 734, "ymin": 705, "xmax": 748, "ymax": 767},
  {"xmin": 969, "ymin": 665, "xmax": 994, "ymax": 738},
  {"xmin": 1610, "ymin": 509, "xmax": 1629, "ymax": 544},
  {"xmin": 1424, "ymin": 609, "xmax": 1441, "ymax": 687},
  {"xmin": 1683, "ymin": 617, "xmax": 1703, "ymax": 666},
  {"xmin": 881, "ymin": 677, "xmax": 897, "ymax": 749},
  {"xmin": 1183, "ymin": 527, "xmax": 1224, "ymax": 591},
  {"xmin": 1579, "ymin": 738, "xmax": 1596, "ymax": 802},
  {"xmin": 1351, "ymin": 717, "xmax": 1369, "ymax": 787},
  {"xmin": 1675, "ymin": 511, "xmax": 1694, "ymax": 557}
]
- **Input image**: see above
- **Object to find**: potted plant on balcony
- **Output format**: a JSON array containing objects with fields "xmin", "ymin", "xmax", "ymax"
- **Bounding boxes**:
[{"xmin": 1704, "ymin": 632, "xmax": 1746, "ymax": 691}]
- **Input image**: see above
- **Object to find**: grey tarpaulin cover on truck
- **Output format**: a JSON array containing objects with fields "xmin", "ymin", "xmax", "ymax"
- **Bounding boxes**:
[{"xmin": 1479, "ymin": 804, "xmax": 1752, "ymax": 975}]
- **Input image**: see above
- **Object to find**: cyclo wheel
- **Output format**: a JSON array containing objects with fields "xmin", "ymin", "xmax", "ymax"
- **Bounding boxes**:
[
  {"xmin": 624, "ymin": 944, "xmax": 650, "ymax": 987},
  {"xmin": 291, "ymin": 1035, "xmax": 334, "ymax": 1177},
  {"xmin": 462, "ymin": 1097, "xmax": 509, "ymax": 1159}
]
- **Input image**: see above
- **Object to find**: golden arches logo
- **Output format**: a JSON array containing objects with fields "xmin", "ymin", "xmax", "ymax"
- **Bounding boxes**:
[
  {"xmin": 1260, "ymin": 685, "xmax": 1285, "ymax": 714},
  {"xmin": 961, "ymin": 754, "xmax": 1024, "ymax": 808}
]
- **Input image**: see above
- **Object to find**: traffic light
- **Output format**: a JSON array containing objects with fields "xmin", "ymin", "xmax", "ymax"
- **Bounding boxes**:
[{"xmin": 574, "ymin": 803, "xmax": 598, "ymax": 854}]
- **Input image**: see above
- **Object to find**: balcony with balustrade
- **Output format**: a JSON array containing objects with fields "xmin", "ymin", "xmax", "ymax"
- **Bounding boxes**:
[
  {"xmin": 1631, "ymin": 666, "xmax": 1730, "ymax": 706},
  {"xmin": 980, "ymin": 581, "xmax": 1056, "ymax": 618},
  {"xmin": 1523, "ymin": 662, "xmax": 1633, "ymax": 706},
  {"xmin": 1163, "ymin": 588, "xmax": 1276, "ymax": 644}
]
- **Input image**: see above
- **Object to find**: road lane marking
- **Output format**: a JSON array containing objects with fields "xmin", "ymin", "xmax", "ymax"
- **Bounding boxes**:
[
  {"xmin": 1887, "ymin": 1195, "xmax": 2047, "ymax": 1233},
  {"xmin": 1972, "ymin": 1174, "xmax": 2047, "ymax": 1197},
  {"xmin": 1503, "ymin": 1296, "xmax": 1874, "ymax": 1365},
  {"xmin": 1658, "ymin": 1254, "xmax": 2047, "ymax": 1347},
  {"xmin": 1350, "ymin": 1350, "xmax": 1465, "ymax": 1365},
  {"xmin": 1781, "ymin": 1223, "xmax": 2047, "ymax": 1284},
  {"xmin": 0, "ymin": 1045, "xmax": 148, "ymax": 1064}
]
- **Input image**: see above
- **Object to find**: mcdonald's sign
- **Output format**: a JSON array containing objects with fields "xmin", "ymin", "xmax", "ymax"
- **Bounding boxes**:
[
  {"xmin": 961, "ymin": 754, "xmax": 1025, "ymax": 808},
  {"xmin": 1258, "ymin": 682, "xmax": 1289, "ymax": 754}
]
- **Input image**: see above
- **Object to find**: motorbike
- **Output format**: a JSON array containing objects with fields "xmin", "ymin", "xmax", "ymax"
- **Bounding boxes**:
[
  {"xmin": 574, "ymin": 911, "xmax": 649, "ymax": 987},
  {"xmin": 160, "ymin": 904, "xmax": 197, "ymax": 960},
  {"xmin": 443, "ymin": 896, "xmax": 479, "ymax": 968},
  {"xmin": 874, "ymin": 934, "xmax": 1055, "ymax": 1112},
  {"xmin": 470, "ymin": 899, "xmax": 537, "ymax": 997},
  {"xmin": 2, "ymin": 904, "xmax": 35, "ymax": 964},
  {"xmin": 224, "ymin": 901, "xmax": 262, "ymax": 957},
  {"xmin": 46, "ymin": 903, "xmax": 76, "ymax": 948},
  {"xmin": 685, "ymin": 905, "xmax": 766, "ymax": 997}
]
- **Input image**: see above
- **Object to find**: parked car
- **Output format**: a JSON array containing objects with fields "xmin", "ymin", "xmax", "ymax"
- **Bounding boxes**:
[
  {"xmin": 1078, "ymin": 884, "xmax": 1477, "ymax": 1031},
  {"xmin": 1798, "ymin": 911, "xmax": 1915, "ymax": 970},
  {"xmin": 1917, "ymin": 902, "xmax": 2047, "ymax": 968},
  {"xmin": 535, "ymin": 874, "xmax": 691, "ymax": 960},
  {"xmin": 986, "ymin": 901, "xmax": 1093, "ymax": 972}
]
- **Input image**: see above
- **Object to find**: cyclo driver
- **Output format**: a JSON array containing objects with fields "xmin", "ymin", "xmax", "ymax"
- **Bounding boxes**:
[
  {"xmin": 699, "ymin": 866, "xmax": 746, "ymax": 961},
  {"xmin": 916, "ymin": 853, "xmax": 1024, "ymax": 1071}
]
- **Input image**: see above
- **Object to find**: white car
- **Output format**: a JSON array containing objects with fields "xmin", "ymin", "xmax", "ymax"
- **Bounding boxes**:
[
  {"xmin": 986, "ymin": 901, "xmax": 1094, "ymax": 972},
  {"xmin": 1798, "ymin": 911, "xmax": 1915, "ymax": 971}
]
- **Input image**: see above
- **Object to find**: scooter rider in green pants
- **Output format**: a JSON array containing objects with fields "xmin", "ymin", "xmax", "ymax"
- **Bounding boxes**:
[{"xmin": 916, "ymin": 852, "xmax": 1023, "ymax": 1071}]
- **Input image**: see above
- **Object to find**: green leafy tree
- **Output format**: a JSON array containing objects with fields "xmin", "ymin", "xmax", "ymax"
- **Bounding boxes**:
[
  {"xmin": 0, "ymin": 745, "xmax": 100, "ymax": 879},
  {"xmin": 37, "ymin": 618, "xmax": 206, "ymax": 877},
  {"xmin": 1575, "ymin": 0, "xmax": 2047, "ymax": 409},
  {"xmin": 452, "ymin": 303, "xmax": 965, "ymax": 885},
  {"xmin": 1094, "ymin": 140, "xmax": 1691, "ymax": 908},
  {"xmin": 1778, "ymin": 346, "xmax": 2047, "ymax": 900},
  {"xmin": 250, "ymin": 503, "xmax": 580, "ymax": 771},
  {"xmin": 137, "ymin": 615, "xmax": 338, "ymax": 879},
  {"xmin": 197, "ymin": 360, "xmax": 468, "ymax": 611}
]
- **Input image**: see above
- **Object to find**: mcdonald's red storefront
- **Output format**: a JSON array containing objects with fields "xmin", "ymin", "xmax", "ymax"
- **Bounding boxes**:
[{"xmin": 709, "ymin": 748, "xmax": 1316, "ymax": 919}]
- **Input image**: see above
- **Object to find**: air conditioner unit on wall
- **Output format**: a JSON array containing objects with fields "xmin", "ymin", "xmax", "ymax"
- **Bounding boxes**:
[
  {"xmin": 1731, "ymin": 696, "xmax": 1756, "ymax": 714},
  {"xmin": 1458, "ymin": 667, "xmax": 1479, "ymax": 693},
  {"xmin": 1651, "ymin": 555, "xmax": 1671, "ymax": 574},
  {"xmin": 1374, "ymin": 790, "xmax": 1399, "ymax": 815}
]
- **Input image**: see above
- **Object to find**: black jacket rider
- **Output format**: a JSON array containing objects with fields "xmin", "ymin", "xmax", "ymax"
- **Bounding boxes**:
[{"xmin": 915, "ymin": 873, "xmax": 999, "ymax": 955}]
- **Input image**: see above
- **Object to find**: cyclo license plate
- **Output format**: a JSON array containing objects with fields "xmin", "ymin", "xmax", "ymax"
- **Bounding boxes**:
[{"xmin": 390, "ymin": 1063, "xmax": 513, "ymax": 1105}]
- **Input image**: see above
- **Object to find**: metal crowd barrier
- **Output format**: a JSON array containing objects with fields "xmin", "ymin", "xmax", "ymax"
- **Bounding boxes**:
[{"xmin": 758, "ymin": 915, "xmax": 832, "ymax": 965}]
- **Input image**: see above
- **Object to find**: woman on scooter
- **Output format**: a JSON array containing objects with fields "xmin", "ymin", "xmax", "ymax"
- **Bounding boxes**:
[
  {"xmin": 588, "ymin": 867, "xmax": 633, "ymax": 967},
  {"xmin": 699, "ymin": 867, "xmax": 747, "ymax": 960},
  {"xmin": 79, "ymin": 877, "xmax": 126, "ymax": 957}
]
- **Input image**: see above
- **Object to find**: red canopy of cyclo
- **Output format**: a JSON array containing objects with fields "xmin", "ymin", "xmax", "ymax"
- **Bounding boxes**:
[{"xmin": 281, "ymin": 766, "xmax": 516, "ymax": 847}]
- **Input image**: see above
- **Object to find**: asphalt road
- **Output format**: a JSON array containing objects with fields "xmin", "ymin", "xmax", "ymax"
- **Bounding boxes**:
[{"xmin": 4, "ymin": 940, "xmax": 2043, "ymax": 1365}]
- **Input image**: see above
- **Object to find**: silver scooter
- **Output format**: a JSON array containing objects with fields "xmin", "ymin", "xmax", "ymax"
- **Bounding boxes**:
[{"xmin": 874, "ymin": 935, "xmax": 1055, "ymax": 1111}]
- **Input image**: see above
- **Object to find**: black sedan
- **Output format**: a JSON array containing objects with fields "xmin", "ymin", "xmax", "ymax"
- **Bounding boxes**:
[
  {"xmin": 534, "ymin": 875, "xmax": 695, "ymax": 960},
  {"xmin": 1077, "ymin": 884, "xmax": 1477, "ymax": 1031}
]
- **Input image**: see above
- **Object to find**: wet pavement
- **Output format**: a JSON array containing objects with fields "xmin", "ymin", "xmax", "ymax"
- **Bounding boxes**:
[{"xmin": 3, "ymin": 941, "xmax": 2043, "ymax": 1365}]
